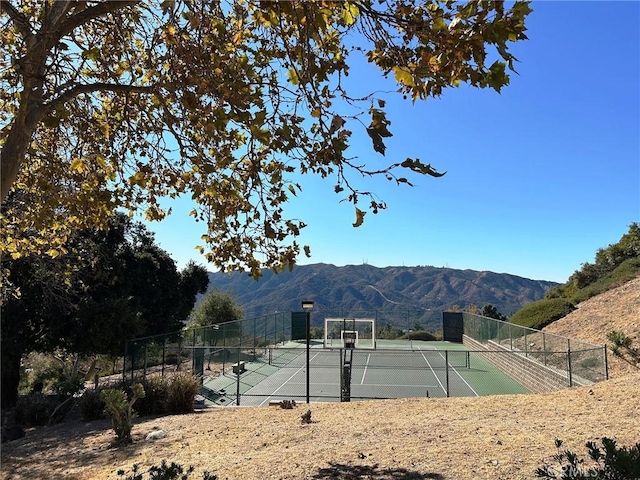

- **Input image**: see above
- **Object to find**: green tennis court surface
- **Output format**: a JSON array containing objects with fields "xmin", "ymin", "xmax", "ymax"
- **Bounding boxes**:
[{"xmin": 201, "ymin": 341, "xmax": 528, "ymax": 406}]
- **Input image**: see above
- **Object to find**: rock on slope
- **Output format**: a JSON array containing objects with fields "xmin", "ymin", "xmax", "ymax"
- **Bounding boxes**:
[{"xmin": 543, "ymin": 276, "xmax": 640, "ymax": 378}]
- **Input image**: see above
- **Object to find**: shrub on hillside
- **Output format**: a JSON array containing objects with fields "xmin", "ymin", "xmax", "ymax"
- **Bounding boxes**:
[
  {"xmin": 166, "ymin": 373, "xmax": 199, "ymax": 415},
  {"xmin": 134, "ymin": 376, "xmax": 170, "ymax": 417},
  {"xmin": 509, "ymin": 298, "xmax": 575, "ymax": 330},
  {"xmin": 117, "ymin": 461, "xmax": 217, "ymax": 480},
  {"xmin": 78, "ymin": 388, "xmax": 106, "ymax": 421},
  {"xmin": 14, "ymin": 393, "xmax": 57, "ymax": 427},
  {"xmin": 536, "ymin": 438, "xmax": 640, "ymax": 479},
  {"xmin": 102, "ymin": 383, "xmax": 145, "ymax": 445}
]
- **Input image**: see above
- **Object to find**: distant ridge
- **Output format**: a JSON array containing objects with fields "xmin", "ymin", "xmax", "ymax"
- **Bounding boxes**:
[{"xmin": 206, "ymin": 264, "xmax": 558, "ymax": 329}]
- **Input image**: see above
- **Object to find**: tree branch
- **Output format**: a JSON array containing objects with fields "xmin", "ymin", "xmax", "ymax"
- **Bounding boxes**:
[
  {"xmin": 56, "ymin": 1, "xmax": 142, "ymax": 40},
  {"xmin": 0, "ymin": 0, "xmax": 34, "ymax": 40},
  {"xmin": 47, "ymin": 82, "xmax": 154, "ymax": 112}
]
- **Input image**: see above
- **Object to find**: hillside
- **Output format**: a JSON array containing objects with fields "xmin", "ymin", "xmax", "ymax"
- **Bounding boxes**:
[
  {"xmin": 206, "ymin": 264, "xmax": 557, "ymax": 329},
  {"xmin": 2, "ymin": 281, "xmax": 639, "ymax": 480},
  {"xmin": 543, "ymin": 275, "xmax": 640, "ymax": 378}
]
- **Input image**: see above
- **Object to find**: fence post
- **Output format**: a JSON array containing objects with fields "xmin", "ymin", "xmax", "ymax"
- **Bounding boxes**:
[
  {"xmin": 236, "ymin": 347, "xmax": 241, "ymax": 406},
  {"xmin": 445, "ymin": 350, "xmax": 450, "ymax": 397},
  {"xmin": 542, "ymin": 332, "xmax": 547, "ymax": 366},
  {"xmin": 161, "ymin": 335, "xmax": 166, "ymax": 377},
  {"xmin": 567, "ymin": 339, "xmax": 573, "ymax": 387},
  {"xmin": 143, "ymin": 342, "xmax": 148, "ymax": 379},
  {"xmin": 603, "ymin": 344, "xmax": 609, "ymax": 380},
  {"xmin": 509, "ymin": 323, "xmax": 513, "ymax": 350},
  {"xmin": 524, "ymin": 329, "xmax": 528, "ymax": 357}
]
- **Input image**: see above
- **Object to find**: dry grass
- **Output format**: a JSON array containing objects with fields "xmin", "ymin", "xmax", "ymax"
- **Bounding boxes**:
[{"xmin": 2, "ymin": 278, "xmax": 639, "ymax": 480}]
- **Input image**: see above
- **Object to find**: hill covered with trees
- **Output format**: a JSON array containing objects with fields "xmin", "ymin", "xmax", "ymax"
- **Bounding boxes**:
[
  {"xmin": 206, "ymin": 265, "xmax": 557, "ymax": 329},
  {"xmin": 510, "ymin": 223, "xmax": 640, "ymax": 330}
]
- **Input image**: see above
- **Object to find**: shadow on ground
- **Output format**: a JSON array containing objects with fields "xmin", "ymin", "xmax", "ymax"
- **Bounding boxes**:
[{"xmin": 310, "ymin": 462, "xmax": 444, "ymax": 480}]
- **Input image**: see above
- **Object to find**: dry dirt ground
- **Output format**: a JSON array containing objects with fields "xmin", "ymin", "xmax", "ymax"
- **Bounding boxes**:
[{"xmin": 1, "ymin": 278, "xmax": 639, "ymax": 480}]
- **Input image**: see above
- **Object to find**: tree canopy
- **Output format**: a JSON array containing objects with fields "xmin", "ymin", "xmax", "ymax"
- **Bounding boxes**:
[
  {"xmin": 1, "ymin": 213, "xmax": 209, "ymax": 407},
  {"xmin": 188, "ymin": 288, "xmax": 244, "ymax": 330},
  {"xmin": 0, "ymin": 0, "xmax": 531, "ymax": 276}
]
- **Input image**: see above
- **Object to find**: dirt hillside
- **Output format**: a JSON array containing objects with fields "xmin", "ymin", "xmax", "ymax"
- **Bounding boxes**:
[
  {"xmin": 1, "ymin": 279, "xmax": 639, "ymax": 480},
  {"xmin": 543, "ymin": 275, "xmax": 640, "ymax": 378}
]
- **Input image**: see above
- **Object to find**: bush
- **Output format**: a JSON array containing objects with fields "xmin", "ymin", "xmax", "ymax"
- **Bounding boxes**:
[
  {"xmin": 536, "ymin": 437, "xmax": 640, "ymax": 479},
  {"xmin": 116, "ymin": 461, "xmax": 217, "ymax": 480},
  {"xmin": 52, "ymin": 375, "xmax": 85, "ymax": 397},
  {"xmin": 102, "ymin": 383, "xmax": 145, "ymax": 445},
  {"xmin": 135, "ymin": 376, "xmax": 169, "ymax": 417},
  {"xmin": 166, "ymin": 373, "xmax": 199, "ymax": 415},
  {"xmin": 15, "ymin": 394, "xmax": 57, "ymax": 427},
  {"xmin": 607, "ymin": 330, "xmax": 639, "ymax": 366},
  {"xmin": 78, "ymin": 389, "xmax": 106, "ymax": 421},
  {"xmin": 400, "ymin": 331, "xmax": 437, "ymax": 341},
  {"xmin": 510, "ymin": 298, "xmax": 576, "ymax": 330}
]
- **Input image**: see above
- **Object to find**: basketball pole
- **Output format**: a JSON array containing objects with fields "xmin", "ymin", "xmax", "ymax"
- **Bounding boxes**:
[{"xmin": 302, "ymin": 300, "xmax": 315, "ymax": 404}]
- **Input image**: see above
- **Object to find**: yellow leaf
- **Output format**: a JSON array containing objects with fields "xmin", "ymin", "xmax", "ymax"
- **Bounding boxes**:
[
  {"xmin": 45, "ymin": 249, "xmax": 60, "ymax": 258},
  {"xmin": 353, "ymin": 207, "xmax": 366, "ymax": 227},
  {"xmin": 70, "ymin": 158, "xmax": 85, "ymax": 173},
  {"xmin": 287, "ymin": 68, "xmax": 299, "ymax": 85},
  {"xmin": 393, "ymin": 67, "xmax": 415, "ymax": 87}
]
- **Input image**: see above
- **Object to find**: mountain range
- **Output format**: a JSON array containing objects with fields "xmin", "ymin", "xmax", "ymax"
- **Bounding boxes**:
[{"xmin": 206, "ymin": 264, "xmax": 558, "ymax": 330}]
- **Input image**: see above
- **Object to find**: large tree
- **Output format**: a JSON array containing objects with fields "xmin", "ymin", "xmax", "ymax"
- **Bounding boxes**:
[
  {"xmin": 0, "ymin": 0, "xmax": 531, "ymax": 276},
  {"xmin": 0, "ymin": 213, "xmax": 209, "ymax": 408}
]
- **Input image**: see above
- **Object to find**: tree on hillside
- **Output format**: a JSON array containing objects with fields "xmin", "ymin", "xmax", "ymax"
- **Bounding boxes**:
[
  {"xmin": 187, "ymin": 288, "xmax": 244, "ymax": 345},
  {"xmin": 0, "ymin": 213, "xmax": 209, "ymax": 408},
  {"xmin": 570, "ymin": 222, "xmax": 640, "ymax": 289},
  {"xmin": 0, "ymin": 0, "xmax": 531, "ymax": 277},
  {"xmin": 481, "ymin": 304, "xmax": 507, "ymax": 321}
]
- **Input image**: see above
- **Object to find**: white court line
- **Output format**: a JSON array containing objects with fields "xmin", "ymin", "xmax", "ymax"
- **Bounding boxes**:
[
  {"xmin": 435, "ymin": 350, "xmax": 479, "ymax": 397},
  {"xmin": 422, "ymin": 353, "xmax": 447, "ymax": 395},
  {"xmin": 360, "ymin": 353, "xmax": 371, "ymax": 384},
  {"xmin": 257, "ymin": 350, "xmax": 325, "ymax": 406}
]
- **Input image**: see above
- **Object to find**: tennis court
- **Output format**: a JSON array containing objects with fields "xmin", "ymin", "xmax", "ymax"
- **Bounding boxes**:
[{"xmin": 201, "ymin": 341, "xmax": 528, "ymax": 407}]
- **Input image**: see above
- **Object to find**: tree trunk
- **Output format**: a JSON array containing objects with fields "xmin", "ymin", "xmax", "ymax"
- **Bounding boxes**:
[{"xmin": 1, "ymin": 343, "xmax": 24, "ymax": 410}]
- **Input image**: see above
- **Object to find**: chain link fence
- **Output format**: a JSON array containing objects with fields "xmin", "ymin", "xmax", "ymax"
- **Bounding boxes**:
[
  {"xmin": 461, "ymin": 312, "xmax": 608, "ymax": 387},
  {"xmin": 123, "ymin": 312, "xmax": 291, "ymax": 382}
]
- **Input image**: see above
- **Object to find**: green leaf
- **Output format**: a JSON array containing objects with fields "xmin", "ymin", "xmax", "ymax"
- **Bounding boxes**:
[{"xmin": 433, "ymin": 17, "xmax": 447, "ymax": 31}]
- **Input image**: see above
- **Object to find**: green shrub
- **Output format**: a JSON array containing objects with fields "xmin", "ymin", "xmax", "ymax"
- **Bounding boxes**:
[
  {"xmin": 536, "ymin": 437, "xmax": 640, "ymax": 479},
  {"xmin": 510, "ymin": 298, "xmax": 576, "ymax": 330},
  {"xmin": 579, "ymin": 357, "xmax": 598, "ymax": 370},
  {"xmin": 78, "ymin": 389, "xmax": 106, "ymax": 421},
  {"xmin": 102, "ymin": 383, "xmax": 145, "ymax": 445},
  {"xmin": 400, "ymin": 331, "xmax": 437, "ymax": 341},
  {"xmin": 135, "ymin": 376, "xmax": 169, "ymax": 417},
  {"xmin": 52, "ymin": 375, "xmax": 85, "ymax": 396},
  {"xmin": 166, "ymin": 373, "xmax": 199, "ymax": 415},
  {"xmin": 116, "ymin": 461, "xmax": 217, "ymax": 480},
  {"xmin": 607, "ymin": 330, "xmax": 639, "ymax": 365},
  {"xmin": 15, "ymin": 394, "xmax": 57, "ymax": 427}
]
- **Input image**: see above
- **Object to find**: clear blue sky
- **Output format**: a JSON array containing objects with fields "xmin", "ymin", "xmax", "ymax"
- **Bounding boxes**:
[{"xmin": 146, "ymin": 1, "xmax": 640, "ymax": 283}]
